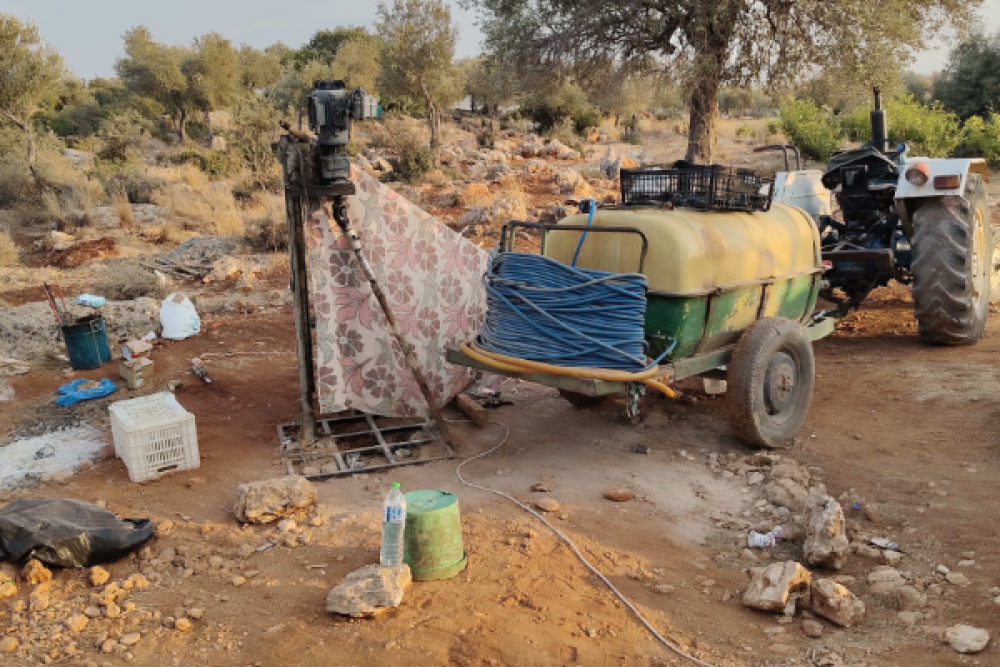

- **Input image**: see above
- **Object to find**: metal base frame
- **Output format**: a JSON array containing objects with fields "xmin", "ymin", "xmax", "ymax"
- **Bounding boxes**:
[{"xmin": 278, "ymin": 411, "xmax": 454, "ymax": 480}]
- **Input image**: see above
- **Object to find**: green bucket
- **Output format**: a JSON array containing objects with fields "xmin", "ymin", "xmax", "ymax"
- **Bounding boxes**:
[
  {"xmin": 60, "ymin": 314, "xmax": 112, "ymax": 371},
  {"xmin": 403, "ymin": 490, "xmax": 466, "ymax": 581}
]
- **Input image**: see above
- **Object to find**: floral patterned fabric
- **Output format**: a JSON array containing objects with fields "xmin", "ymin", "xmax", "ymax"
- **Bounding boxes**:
[{"xmin": 304, "ymin": 168, "xmax": 490, "ymax": 417}]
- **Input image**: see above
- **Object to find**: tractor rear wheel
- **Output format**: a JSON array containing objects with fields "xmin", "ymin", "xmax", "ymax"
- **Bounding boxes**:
[
  {"xmin": 911, "ymin": 174, "xmax": 991, "ymax": 345},
  {"xmin": 726, "ymin": 317, "xmax": 815, "ymax": 449}
]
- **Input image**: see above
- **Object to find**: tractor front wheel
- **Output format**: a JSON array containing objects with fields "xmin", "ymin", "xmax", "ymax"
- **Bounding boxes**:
[
  {"xmin": 727, "ymin": 318, "xmax": 816, "ymax": 449},
  {"xmin": 911, "ymin": 174, "xmax": 991, "ymax": 344}
]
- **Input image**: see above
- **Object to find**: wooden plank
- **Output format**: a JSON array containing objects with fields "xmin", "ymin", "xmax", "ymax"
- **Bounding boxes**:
[{"xmin": 455, "ymin": 393, "xmax": 487, "ymax": 428}]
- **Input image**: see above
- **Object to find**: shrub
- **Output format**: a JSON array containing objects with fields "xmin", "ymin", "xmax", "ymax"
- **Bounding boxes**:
[
  {"xmin": 103, "ymin": 166, "xmax": 165, "ymax": 204},
  {"xmin": 735, "ymin": 122, "xmax": 755, "ymax": 139},
  {"xmin": 779, "ymin": 99, "xmax": 842, "ymax": 161},
  {"xmin": 96, "ymin": 111, "xmax": 147, "ymax": 162},
  {"xmin": 392, "ymin": 142, "xmax": 435, "ymax": 183},
  {"xmin": 546, "ymin": 118, "xmax": 585, "ymax": 154},
  {"xmin": 169, "ymin": 150, "xmax": 235, "ymax": 180},
  {"xmin": 111, "ymin": 192, "xmax": 133, "ymax": 229},
  {"xmin": 884, "ymin": 96, "xmax": 963, "ymax": 157},
  {"xmin": 244, "ymin": 196, "xmax": 288, "ymax": 253},
  {"xmin": 0, "ymin": 231, "xmax": 17, "ymax": 266},
  {"xmin": 94, "ymin": 262, "xmax": 166, "ymax": 301},
  {"xmin": 963, "ymin": 115, "xmax": 1000, "ymax": 164},
  {"xmin": 527, "ymin": 82, "xmax": 601, "ymax": 134}
]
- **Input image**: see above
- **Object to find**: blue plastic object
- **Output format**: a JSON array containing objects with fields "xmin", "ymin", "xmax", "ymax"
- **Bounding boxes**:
[
  {"xmin": 56, "ymin": 378, "xmax": 117, "ymax": 406},
  {"xmin": 477, "ymin": 251, "xmax": 668, "ymax": 372},
  {"xmin": 75, "ymin": 294, "xmax": 106, "ymax": 308}
]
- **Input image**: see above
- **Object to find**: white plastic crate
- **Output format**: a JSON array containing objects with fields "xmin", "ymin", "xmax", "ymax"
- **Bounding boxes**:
[{"xmin": 109, "ymin": 392, "xmax": 199, "ymax": 482}]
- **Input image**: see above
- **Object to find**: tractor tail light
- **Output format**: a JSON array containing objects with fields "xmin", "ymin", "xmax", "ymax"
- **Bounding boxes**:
[
  {"xmin": 934, "ymin": 174, "xmax": 961, "ymax": 190},
  {"xmin": 904, "ymin": 162, "xmax": 930, "ymax": 186}
]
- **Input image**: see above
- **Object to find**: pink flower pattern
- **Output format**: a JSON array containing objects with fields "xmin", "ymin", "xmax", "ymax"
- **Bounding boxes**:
[{"xmin": 305, "ymin": 167, "xmax": 493, "ymax": 417}]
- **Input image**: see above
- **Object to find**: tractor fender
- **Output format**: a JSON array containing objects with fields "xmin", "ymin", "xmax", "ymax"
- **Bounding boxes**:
[{"xmin": 895, "ymin": 157, "xmax": 989, "ymax": 233}]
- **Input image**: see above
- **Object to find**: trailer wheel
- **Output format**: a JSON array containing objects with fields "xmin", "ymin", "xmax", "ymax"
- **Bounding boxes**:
[
  {"xmin": 727, "ymin": 318, "xmax": 815, "ymax": 449},
  {"xmin": 911, "ymin": 174, "xmax": 991, "ymax": 344}
]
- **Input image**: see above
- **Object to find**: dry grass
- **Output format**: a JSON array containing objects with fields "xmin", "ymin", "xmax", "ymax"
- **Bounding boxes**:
[
  {"xmin": 244, "ymin": 194, "xmax": 287, "ymax": 252},
  {"xmin": 0, "ymin": 231, "xmax": 17, "ymax": 266},
  {"xmin": 112, "ymin": 192, "xmax": 134, "ymax": 229},
  {"xmin": 153, "ymin": 180, "xmax": 245, "ymax": 237}
]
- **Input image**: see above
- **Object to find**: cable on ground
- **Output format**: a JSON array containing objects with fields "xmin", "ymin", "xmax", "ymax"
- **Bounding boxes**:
[{"xmin": 454, "ymin": 418, "xmax": 717, "ymax": 667}]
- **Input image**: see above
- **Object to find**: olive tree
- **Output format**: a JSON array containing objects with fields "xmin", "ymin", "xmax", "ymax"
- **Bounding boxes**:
[
  {"xmin": 468, "ymin": 0, "xmax": 979, "ymax": 163},
  {"xmin": 377, "ymin": 0, "xmax": 464, "ymax": 162},
  {"xmin": 0, "ymin": 15, "xmax": 64, "ymax": 180},
  {"xmin": 935, "ymin": 29, "xmax": 1000, "ymax": 119}
]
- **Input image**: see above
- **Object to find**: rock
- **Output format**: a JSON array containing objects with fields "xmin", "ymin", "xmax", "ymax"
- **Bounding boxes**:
[
  {"xmin": 855, "ymin": 543, "xmax": 881, "ymax": 559},
  {"xmin": 811, "ymin": 578, "xmax": 865, "ymax": 627},
  {"xmin": 801, "ymin": 619, "xmax": 825, "ymax": 638},
  {"xmin": 742, "ymin": 561, "xmax": 812, "ymax": 613},
  {"xmin": 89, "ymin": 566, "xmax": 111, "ymax": 587},
  {"xmin": 456, "ymin": 206, "xmax": 488, "ymax": 229},
  {"xmin": 746, "ymin": 472, "xmax": 765, "ymax": 486},
  {"xmin": 882, "ymin": 550, "xmax": 902, "ymax": 567},
  {"xmin": 0, "ymin": 637, "xmax": 17, "ymax": 653},
  {"xmin": 203, "ymin": 256, "xmax": 243, "ymax": 284},
  {"xmin": 897, "ymin": 611, "xmax": 922, "ymax": 624},
  {"xmin": 740, "ymin": 548, "xmax": 758, "ymax": 562},
  {"xmin": 652, "ymin": 584, "xmax": 674, "ymax": 595},
  {"xmin": 599, "ymin": 147, "xmax": 618, "ymax": 178},
  {"xmin": 84, "ymin": 606, "xmax": 102, "ymax": 618},
  {"xmin": 326, "ymin": 564, "xmax": 412, "ymax": 617},
  {"xmin": 803, "ymin": 498, "xmax": 849, "ymax": 570},
  {"xmin": 945, "ymin": 572, "xmax": 970, "ymax": 587},
  {"xmin": 23, "ymin": 559, "xmax": 51, "ymax": 585},
  {"xmin": 119, "ymin": 633, "xmax": 141, "ymax": 646},
  {"xmin": 867, "ymin": 567, "xmax": 905, "ymax": 594},
  {"xmin": 276, "ymin": 519, "xmax": 297, "ymax": 533},
  {"xmin": 896, "ymin": 585, "xmax": 927, "ymax": 611},
  {"xmin": 552, "ymin": 168, "xmax": 593, "ymax": 197},
  {"xmin": 486, "ymin": 194, "xmax": 528, "ymax": 225},
  {"xmin": 957, "ymin": 559, "xmax": 976, "ymax": 568},
  {"xmin": 763, "ymin": 478, "xmax": 810, "ymax": 512},
  {"xmin": 234, "ymin": 476, "xmax": 317, "ymax": 524},
  {"xmin": 944, "ymin": 624, "xmax": 989, "ymax": 654},
  {"xmin": 603, "ymin": 487, "xmax": 635, "ymax": 502},
  {"xmin": 65, "ymin": 614, "xmax": 90, "ymax": 633},
  {"xmin": 155, "ymin": 519, "xmax": 175, "ymax": 537},
  {"xmin": 534, "ymin": 497, "xmax": 561, "ymax": 513},
  {"xmin": 175, "ymin": 618, "xmax": 193, "ymax": 632},
  {"xmin": 0, "ymin": 581, "xmax": 16, "ymax": 600},
  {"xmin": 187, "ymin": 608, "xmax": 204, "ymax": 620}
]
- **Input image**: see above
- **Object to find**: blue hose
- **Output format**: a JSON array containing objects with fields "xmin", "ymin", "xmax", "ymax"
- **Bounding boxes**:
[
  {"xmin": 477, "ymin": 251, "xmax": 665, "ymax": 372},
  {"xmin": 569, "ymin": 198, "xmax": 596, "ymax": 267}
]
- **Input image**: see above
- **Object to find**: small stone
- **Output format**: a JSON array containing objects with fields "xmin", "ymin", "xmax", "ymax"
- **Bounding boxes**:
[
  {"xmin": 84, "ymin": 606, "xmax": 102, "ymax": 619},
  {"xmin": 801, "ymin": 619, "xmax": 824, "ymax": 638},
  {"xmin": 855, "ymin": 543, "xmax": 881, "ymax": 559},
  {"xmin": 803, "ymin": 498, "xmax": 849, "ymax": 570},
  {"xmin": 896, "ymin": 585, "xmax": 927, "ymax": 611},
  {"xmin": 742, "ymin": 561, "xmax": 811, "ymax": 613},
  {"xmin": 100, "ymin": 639, "xmax": 117, "ymax": 654},
  {"xmin": 326, "ymin": 564, "xmax": 411, "ymax": 617},
  {"xmin": 119, "ymin": 633, "xmax": 141, "ymax": 646},
  {"xmin": 231, "ymin": 576, "xmax": 246, "ymax": 586},
  {"xmin": 23, "ymin": 559, "xmax": 52, "ymax": 585},
  {"xmin": 740, "ymin": 548, "xmax": 757, "ymax": 562},
  {"xmin": 653, "ymin": 584, "xmax": 674, "ymax": 595},
  {"xmin": 125, "ymin": 574, "xmax": 149, "ymax": 590},
  {"xmin": 534, "ymin": 497, "xmax": 561, "ymax": 513},
  {"xmin": 867, "ymin": 567, "xmax": 905, "ymax": 594},
  {"xmin": 155, "ymin": 520, "xmax": 175, "ymax": 537},
  {"xmin": 105, "ymin": 602, "xmax": 121, "ymax": 618},
  {"xmin": 945, "ymin": 572, "xmax": 970, "ymax": 587},
  {"xmin": 882, "ymin": 550, "xmax": 902, "ymax": 567},
  {"xmin": 898, "ymin": 611, "xmax": 922, "ymax": 625},
  {"xmin": 944, "ymin": 624, "xmax": 989, "ymax": 654},
  {"xmin": 238, "ymin": 545, "xmax": 255, "ymax": 558},
  {"xmin": 187, "ymin": 608, "xmax": 204, "ymax": 620},
  {"xmin": 936, "ymin": 564, "xmax": 950, "ymax": 575},
  {"xmin": 602, "ymin": 487, "xmax": 635, "ymax": 503},
  {"xmin": 763, "ymin": 626, "xmax": 785, "ymax": 636},
  {"xmin": 811, "ymin": 578, "xmax": 865, "ymax": 627},
  {"xmin": 530, "ymin": 481, "xmax": 553, "ymax": 493},
  {"xmin": 957, "ymin": 559, "xmax": 976, "ymax": 568},
  {"xmin": 175, "ymin": 618, "xmax": 193, "ymax": 632},
  {"xmin": 89, "ymin": 566, "xmax": 111, "ymax": 587},
  {"xmin": 0, "ymin": 581, "xmax": 16, "ymax": 599},
  {"xmin": 0, "ymin": 637, "xmax": 17, "ymax": 653},
  {"xmin": 276, "ymin": 519, "xmax": 297, "ymax": 533},
  {"xmin": 65, "ymin": 614, "xmax": 89, "ymax": 633},
  {"xmin": 234, "ymin": 476, "xmax": 317, "ymax": 524},
  {"xmin": 746, "ymin": 472, "xmax": 765, "ymax": 486}
]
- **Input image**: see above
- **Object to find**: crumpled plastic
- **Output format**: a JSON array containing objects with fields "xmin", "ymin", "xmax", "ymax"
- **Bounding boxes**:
[
  {"xmin": 74, "ymin": 294, "xmax": 106, "ymax": 308},
  {"xmin": 55, "ymin": 378, "xmax": 117, "ymax": 406},
  {"xmin": 0, "ymin": 498, "xmax": 153, "ymax": 568}
]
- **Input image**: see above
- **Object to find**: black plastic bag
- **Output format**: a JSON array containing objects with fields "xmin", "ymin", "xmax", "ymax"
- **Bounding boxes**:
[{"xmin": 0, "ymin": 499, "xmax": 154, "ymax": 568}]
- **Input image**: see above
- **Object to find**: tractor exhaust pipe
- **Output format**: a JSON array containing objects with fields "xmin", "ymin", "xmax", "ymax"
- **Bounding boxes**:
[{"xmin": 871, "ymin": 86, "xmax": 889, "ymax": 153}]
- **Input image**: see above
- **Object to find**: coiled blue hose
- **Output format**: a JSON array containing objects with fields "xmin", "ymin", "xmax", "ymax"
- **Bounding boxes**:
[{"xmin": 476, "ymin": 251, "xmax": 659, "ymax": 372}]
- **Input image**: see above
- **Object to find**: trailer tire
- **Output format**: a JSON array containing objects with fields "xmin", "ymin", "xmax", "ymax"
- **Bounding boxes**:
[
  {"xmin": 727, "ymin": 317, "xmax": 815, "ymax": 449},
  {"xmin": 911, "ymin": 174, "xmax": 991, "ymax": 344}
]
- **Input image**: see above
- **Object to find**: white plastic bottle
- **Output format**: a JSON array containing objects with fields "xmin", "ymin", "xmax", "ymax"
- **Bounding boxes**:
[{"xmin": 380, "ymin": 483, "xmax": 407, "ymax": 566}]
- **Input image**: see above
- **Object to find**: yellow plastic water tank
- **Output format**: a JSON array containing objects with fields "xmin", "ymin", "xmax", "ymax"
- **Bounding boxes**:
[{"xmin": 542, "ymin": 203, "xmax": 822, "ymax": 295}]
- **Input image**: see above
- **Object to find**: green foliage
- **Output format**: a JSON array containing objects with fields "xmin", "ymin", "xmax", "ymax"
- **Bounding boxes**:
[
  {"xmin": 460, "ymin": 56, "xmax": 518, "ymax": 113},
  {"xmin": 295, "ymin": 27, "xmax": 370, "ymax": 67},
  {"xmin": 546, "ymin": 118, "xmax": 585, "ymax": 153},
  {"xmin": 735, "ymin": 123, "xmax": 754, "ymax": 138},
  {"xmin": 96, "ymin": 110, "xmax": 148, "ymax": 162},
  {"xmin": 779, "ymin": 99, "xmax": 842, "ymax": 161},
  {"xmin": 526, "ymin": 81, "xmax": 601, "ymax": 134},
  {"xmin": 962, "ymin": 115, "xmax": 1000, "ymax": 164},
  {"xmin": 935, "ymin": 30, "xmax": 1000, "ymax": 119},
  {"xmin": 232, "ymin": 94, "xmax": 282, "ymax": 191},
  {"xmin": 101, "ymin": 165, "xmax": 165, "ymax": 204},
  {"xmin": 392, "ymin": 139, "xmax": 435, "ymax": 183},
  {"xmin": 169, "ymin": 149, "xmax": 233, "ymax": 179},
  {"xmin": 331, "ymin": 36, "xmax": 384, "ymax": 94},
  {"xmin": 883, "ymin": 96, "xmax": 963, "ymax": 157}
]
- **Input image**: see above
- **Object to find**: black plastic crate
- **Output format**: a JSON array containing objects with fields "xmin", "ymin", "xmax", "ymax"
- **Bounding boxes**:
[{"xmin": 620, "ymin": 164, "xmax": 773, "ymax": 212}]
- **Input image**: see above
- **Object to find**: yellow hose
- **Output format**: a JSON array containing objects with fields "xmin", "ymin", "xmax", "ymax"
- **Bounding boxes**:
[{"xmin": 461, "ymin": 342, "xmax": 676, "ymax": 399}]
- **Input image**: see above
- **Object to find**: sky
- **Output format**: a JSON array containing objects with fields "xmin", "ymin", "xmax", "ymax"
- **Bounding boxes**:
[{"xmin": 1, "ymin": 0, "xmax": 999, "ymax": 80}]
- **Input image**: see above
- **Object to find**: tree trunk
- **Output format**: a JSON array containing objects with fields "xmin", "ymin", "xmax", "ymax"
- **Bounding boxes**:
[
  {"xmin": 205, "ymin": 110, "xmax": 214, "ymax": 146},
  {"xmin": 178, "ymin": 109, "xmax": 188, "ymax": 142},
  {"xmin": 428, "ymin": 104, "xmax": 441, "ymax": 167},
  {"xmin": 2, "ymin": 112, "xmax": 38, "ymax": 182},
  {"xmin": 686, "ymin": 70, "xmax": 721, "ymax": 163}
]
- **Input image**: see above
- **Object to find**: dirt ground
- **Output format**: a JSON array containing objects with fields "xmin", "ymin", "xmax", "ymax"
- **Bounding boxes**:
[{"xmin": 1, "ymin": 273, "xmax": 1000, "ymax": 666}]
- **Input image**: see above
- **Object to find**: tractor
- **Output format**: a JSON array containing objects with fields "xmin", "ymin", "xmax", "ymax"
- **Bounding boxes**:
[{"xmin": 765, "ymin": 88, "xmax": 998, "ymax": 345}]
